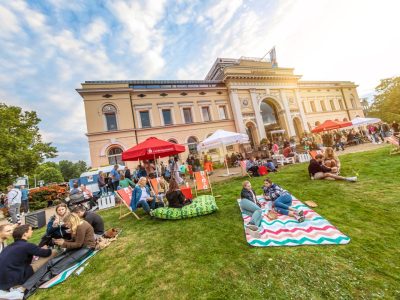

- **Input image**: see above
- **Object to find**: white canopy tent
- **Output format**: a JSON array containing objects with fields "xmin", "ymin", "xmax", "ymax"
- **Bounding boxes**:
[
  {"xmin": 351, "ymin": 117, "xmax": 381, "ymax": 127},
  {"xmin": 197, "ymin": 129, "xmax": 249, "ymax": 176}
]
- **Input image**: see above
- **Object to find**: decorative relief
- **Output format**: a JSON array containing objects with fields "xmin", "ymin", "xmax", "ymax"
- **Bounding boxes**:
[
  {"xmin": 240, "ymin": 97, "xmax": 249, "ymax": 107},
  {"xmin": 288, "ymin": 97, "xmax": 295, "ymax": 105}
]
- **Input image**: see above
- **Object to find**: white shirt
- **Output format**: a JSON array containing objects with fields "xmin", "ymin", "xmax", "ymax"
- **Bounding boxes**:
[
  {"xmin": 7, "ymin": 188, "xmax": 22, "ymax": 205},
  {"xmin": 139, "ymin": 187, "xmax": 149, "ymax": 201}
]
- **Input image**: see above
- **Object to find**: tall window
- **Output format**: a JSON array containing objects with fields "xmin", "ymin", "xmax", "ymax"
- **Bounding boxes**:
[
  {"xmin": 218, "ymin": 106, "xmax": 227, "ymax": 120},
  {"xmin": 187, "ymin": 136, "xmax": 198, "ymax": 154},
  {"xmin": 201, "ymin": 107, "xmax": 211, "ymax": 122},
  {"xmin": 162, "ymin": 109, "xmax": 172, "ymax": 125},
  {"xmin": 310, "ymin": 101, "xmax": 316, "ymax": 113},
  {"xmin": 338, "ymin": 99, "xmax": 345, "ymax": 110},
  {"xmin": 302, "ymin": 102, "xmax": 307, "ymax": 113},
  {"xmin": 183, "ymin": 108, "xmax": 193, "ymax": 124},
  {"xmin": 108, "ymin": 147, "xmax": 123, "ymax": 165},
  {"xmin": 330, "ymin": 99, "xmax": 336, "ymax": 111},
  {"xmin": 320, "ymin": 100, "xmax": 327, "ymax": 112},
  {"xmin": 103, "ymin": 104, "xmax": 118, "ymax": 131},
  {"xmin": 140, "ymin": 111, "xmax": 151, "ymax": 128}
]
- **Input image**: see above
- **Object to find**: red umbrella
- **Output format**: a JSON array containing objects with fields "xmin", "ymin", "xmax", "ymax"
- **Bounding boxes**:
[
  {"xmin": 311, "ymin": 120, "xmax": 352, "ymax": 133},
  {"xmin": 122, "ymin": 137, "xmax": 186, "ymax": 161}
]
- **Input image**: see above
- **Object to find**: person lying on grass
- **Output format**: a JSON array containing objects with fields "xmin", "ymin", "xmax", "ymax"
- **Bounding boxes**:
[
  {"xmin": 262, "ymin": 178, "xmax": 305, "ymax": 222},
  {"xmin": 240, "ymin": 180, "xmax": 262, "ymax": 237},
  {"xmin": 308, "ymin": 154, "xmax": 357, "ymax": 182},
  {"xmin": 165, "ymin": 178, "xmax": 192, "ymax": 208}
]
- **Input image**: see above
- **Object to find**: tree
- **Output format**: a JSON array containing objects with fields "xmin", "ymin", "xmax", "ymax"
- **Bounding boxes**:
[
  {"xmin": 0, "ymin": 103, "xmax": 57, "ymax": 188},
  {"xmin": 369, "ymin": 76, "xmax": 400, "ymax": 122},
  {"xmin": 37, "ymin": 167, "xmax": 64, "ymax": 184},
  {"xmin": 59, "ymin": 160, "xmax": 89, "ymax": 181}
]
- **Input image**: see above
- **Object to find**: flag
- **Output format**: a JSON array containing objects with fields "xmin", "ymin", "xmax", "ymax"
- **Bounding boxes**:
[{"xmin": 269, "ymin": 47, "xmax": 277, "ymax": 67}]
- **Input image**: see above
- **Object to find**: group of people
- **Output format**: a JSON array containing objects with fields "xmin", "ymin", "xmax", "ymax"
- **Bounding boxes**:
[
  {"xmin": 0, "ymin": 185, "xmax": 30, "ymax": 225},
  {"xmin": 0, "ymin": 203, "xmax": 104, "ymax": 299}
]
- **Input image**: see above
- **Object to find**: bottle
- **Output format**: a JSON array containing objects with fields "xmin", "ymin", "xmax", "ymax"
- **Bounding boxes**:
[{"xmin": 75, "ymin": 267, "xmax": 84, "ymax": 275}]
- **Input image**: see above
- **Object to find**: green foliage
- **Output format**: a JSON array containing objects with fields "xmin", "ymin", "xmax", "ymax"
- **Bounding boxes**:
[
  {"xmin": 29, "ymin": 147, "xmax": 400, "ymax": 300},
  {"xmin": 0, "ymin": 103, "xmax": 57, "ymax": 188},
  {"xmin": 369, "ymin": 76, "xmax": 400, "ymax": 122},
  {"xmin": 29, "ymin": 185, "xmax": 68, "ymax": 211},
  {"xmin": 58, "ymin": 160, "xmax": 88, "ymax": 181},
  {"xmin": 37, "ymin": 167, "xmax": 64, "ymax": 184}
]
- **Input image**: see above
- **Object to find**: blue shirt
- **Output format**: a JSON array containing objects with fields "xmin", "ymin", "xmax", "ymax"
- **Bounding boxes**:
[
  {"xmin": 21, "ymin": 189, "xmax": 29, "ymax": 201},
  {"xmin": 110, "ymin": 169, "xmax": 120, "ymax": 182}
]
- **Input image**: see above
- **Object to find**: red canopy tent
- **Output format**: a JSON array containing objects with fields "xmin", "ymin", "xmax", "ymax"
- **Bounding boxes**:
[
  {"xmin": 311, "ymin": 120, "xmax": 352, "ymax": 133},
  {"xmin": 122, "ymin": 137, "xmax": 186, "ymax": 161}
]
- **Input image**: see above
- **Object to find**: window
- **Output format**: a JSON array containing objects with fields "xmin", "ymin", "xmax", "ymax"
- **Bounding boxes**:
[
  {"xmin": 187, "ymin": 136, "xmax": 198, "ymax": 154},
  {"xmin": 183, "ymin": 108, "xmax": 193, "ymax": 124},
  {"xmin": 218, "ymin": 106, "xmax": 227, "ymax": 120},
  {"xmin": 102, "ymin": 104, "xmax": 118, "ymax": 131},
  {"xmin": 140, "ymin": 111, "xmax": 151, "ymax": 128},
  {"xmin": 108, "ymin": 147, "xmax": 124, "ymax": 165},
  {"xmin": 162, "ymin": 109, "xmax": 173, "ymax": 125},
  {"xmin": 351, "ymin": 98, "xmax": 356, "ymax": 109},
  {"xmin": 330, "ymin": 100, "xmax": 336, "ymax": 111},
  {"xmin": 302, "ymin": 102, "xmax": 307, "ymax": 113},
  {"xmin": 320, "ymin": 100, "xmax": 327, "ymax": 112},
  {"xmin": 201, "ymin": 107, "xmax": 211, "ymax": 122},
  {"xmin": 338, "ymin": 99, "xmax": 345, "ymax": 110},
  {"xmin": 310, "ymin": 101, "xmax": 316, "ymax": 113}
]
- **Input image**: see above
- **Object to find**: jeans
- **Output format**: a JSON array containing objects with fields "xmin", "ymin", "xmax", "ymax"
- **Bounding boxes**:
[
  {"xmin": 264, "ymin": 162, "xmax": 276, "ymax": 172},
  {"xmin": 100, "ymin": 186, "xmax": 107, "ymax": 194},
  {"xmin": 22, "ymin": 200, "xmax": 29, "ymax": 213},
  {"xmin": 138, "ymin": 197, "xmax": 157, "ymax": 213},
  {"xmin": 240, "ymin": 199, "xmax": 262, "ymax": 227},
  {"xmin": 273, "ymin": 193, "xmax": 293, "ymax": 215},
  {"xmin": 112, "ymin": 180, "xmax": 119, "ymax": 191},
  {"xmin": 8, "ymin": 203, "xmax": 21, "ymax": 223}
]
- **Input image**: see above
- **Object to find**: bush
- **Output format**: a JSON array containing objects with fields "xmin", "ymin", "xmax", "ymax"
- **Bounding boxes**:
[{"xmin": 29, "ymin": 185, "xmax": 68, "ymax": 211}]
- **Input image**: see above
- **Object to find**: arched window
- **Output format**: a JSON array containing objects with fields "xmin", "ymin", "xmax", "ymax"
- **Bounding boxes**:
[
  {"xmin": 260, "ymin": 101, "xmax": 277, "ymax": 125},
  {"xmin": 102, "ymin": 104, "xmax": 118, "ymax": 131},
  {"xmin": 168, "ymin": 138, "xmax": 178, "ymax": 144},
  {"xmin": 108, "ymin": 147, "xmax": 123, "ymax": 165},
  {"xmin": 187, "ymin": 136, "xmax": 198, "ymax": 154}
]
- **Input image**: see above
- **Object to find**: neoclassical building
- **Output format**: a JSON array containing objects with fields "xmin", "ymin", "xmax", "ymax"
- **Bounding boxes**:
[{"xmin": 77, "ymin": 57, "xmax": 364, "ymax": 167}]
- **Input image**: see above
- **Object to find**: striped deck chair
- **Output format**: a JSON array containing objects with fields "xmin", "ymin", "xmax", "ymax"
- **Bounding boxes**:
[
  {"xmin": 240, "ymin": 160, "xmax": 251, "ymax": 178},
  {"xmin": 385, "ymin": 135, "xmax": 400, "ymax": 154}
]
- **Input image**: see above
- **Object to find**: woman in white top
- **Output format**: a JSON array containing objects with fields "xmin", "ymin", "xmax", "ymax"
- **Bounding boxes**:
[{"xmin": 0, "ymin": 224, "xmax": 13, "ymax": 254}]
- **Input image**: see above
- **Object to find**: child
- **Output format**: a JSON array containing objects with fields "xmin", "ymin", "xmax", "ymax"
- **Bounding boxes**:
[{"xmin": 262, "ymin": 178, "xmax": 304, "ymax": 222}]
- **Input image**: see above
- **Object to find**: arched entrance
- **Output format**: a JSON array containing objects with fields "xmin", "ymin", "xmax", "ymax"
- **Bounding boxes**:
[
  {"xmin": 260, "ymin": 98, "xmax": 286, "ymax": 141},
  {"xmin": 246, "ymin": 122, "xmax": 258, "ymax": 149},
  {"xmin": 293, "ymin": 117, "xmax": 304, "ymax": 139}
]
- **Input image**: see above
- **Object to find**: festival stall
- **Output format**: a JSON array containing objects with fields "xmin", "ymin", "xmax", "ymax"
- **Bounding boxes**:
[{"xmin": 311, "ymin": 120, "xmax": 352, "ymax": 133}]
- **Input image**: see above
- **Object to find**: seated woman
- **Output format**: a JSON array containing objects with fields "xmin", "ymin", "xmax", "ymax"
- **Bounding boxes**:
[
  {"xmin": 262, "ymin": 160, "xmax": 278, "ymax": 173},
  {"xmin": 239, "ymin": 181, "xmax": 262, "ymax": 237},
  {"xmin": 130, "ymin": 177, "xmax": 164, "ymax": 214},
  {"xmin": 157, "ymin": 176, "xmax": 169, "ymax": 203},
  {"xmin": 246, "ymin": 158, "xmax": 259, "ymax": 176},
  {"xmin": 262, "ymin": 178, "xmax": 304, "ymax": 222},
  {"xmin": 323, "ymin": 147, "xmax": 340, "ymax": 174},
  {"xmin": 0, "ymin": 224, "xmax": 14, "ymax": 254},
  {"xmin": 39, "ymin": 203, "xmax": 71, "ymax": 247},
  {"xmin": 118, "ymin": 174, "xmax": 135, "ymax": 189},
  {"xmin": 165, "ymin": 179, "xmax": 191, "ymax": 208}
]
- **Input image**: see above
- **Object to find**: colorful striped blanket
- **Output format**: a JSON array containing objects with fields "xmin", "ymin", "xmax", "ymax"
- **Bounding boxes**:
[{"xmin": 237, "ymin": 196, "xmax": 350, "ymax": 247}]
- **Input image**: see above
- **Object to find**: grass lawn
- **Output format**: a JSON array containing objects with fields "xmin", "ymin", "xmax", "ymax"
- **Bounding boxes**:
[{"xmin": 30, "ymin": 147, "xmax": 400, "ymax": 299}]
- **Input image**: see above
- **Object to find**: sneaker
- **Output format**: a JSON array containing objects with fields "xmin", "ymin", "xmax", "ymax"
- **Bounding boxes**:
[
  {"xmin": 0, "ymin": 288, "xmax": 24, "ymax": 300},
  {"xmin": 246, "ymin": 228, "xmax": 261, "ymax": 239},
  {"xmin": 245, "ymin": 224, "xmax": 259, "ymax": 231},
  {"xmin": 347, "ymin": 177, "xmax": 358, "ymax": 182},
  {"xmin": 296, "ymin": 210, "xmax": 304, "ymax": 217},
  {"xmin": 295, "ymin": 215, "xmax": 305, "ymax": 223}
]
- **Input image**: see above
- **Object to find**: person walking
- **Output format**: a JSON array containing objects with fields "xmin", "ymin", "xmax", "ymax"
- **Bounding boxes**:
[
  {"xmin": 110, "ymin": 164, "xmax": 121, "ymax": 192},
  {"xmin": 7, "ymin": 185, "xmax": 22, "ymax": 224},
  {"xmin": 20, "ymin": 186, "xmax": 29, "ymax": 214}
]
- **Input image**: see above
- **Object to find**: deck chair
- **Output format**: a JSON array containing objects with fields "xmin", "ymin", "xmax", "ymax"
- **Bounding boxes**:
[
  {"xmin": 240, "ymin": 161, "xmax": 251, "ymax": 178},
  {"xmin": 258, "ymin": 165, "xmax": 268, "ymax": 176},
  {"xmin": 193, "ymin": 171, "xmax": 213, "ymax": 197},
  {"xmin": 115, "ymin": 187, "xmax": 140, "ymax": 220},
  {"xmin": 149, "ymin": 178, "xmax": 166, "ymax": 205},
  {"xmin": 385, "ymin": 135, "xmax": 400, "ymax": 154},
  {"xmin": 309, "ymin": 150, "xmax": 323, "ymax": 159}
]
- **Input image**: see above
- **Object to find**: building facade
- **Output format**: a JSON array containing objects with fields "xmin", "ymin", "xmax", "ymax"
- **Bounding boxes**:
[{"xmin": 78, "ymin": 57, "xmax": 364, "ymax": 167}]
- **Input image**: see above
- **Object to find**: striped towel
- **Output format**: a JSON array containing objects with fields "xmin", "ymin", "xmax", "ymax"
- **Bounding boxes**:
[{"xmin": 237, "ymin": 196, "xmax": 350, "ymax": 247}]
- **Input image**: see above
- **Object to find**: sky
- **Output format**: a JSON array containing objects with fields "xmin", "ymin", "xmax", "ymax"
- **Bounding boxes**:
[{"xmin": 1, "ymin": 0, "xmax": 400, "ymax": 164}]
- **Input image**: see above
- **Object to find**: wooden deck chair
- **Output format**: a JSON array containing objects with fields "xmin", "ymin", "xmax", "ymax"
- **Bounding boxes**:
[
  {"xmin": 240, "ymin": 160, "xmax": 251, "ymax": 177},
  {"xmin": 149, "ymin": 178, "xmax": 166, "ymax": 205},
  {"xmin": 193, "ymin": 171, "xmax": 213, "ymax": 197},
  {"xmin": 309, "ymin": 150, "xmax": 323, "ymax": 160},
  {"xmin": 115, "ymin": 187, "xmax": 140, "ymax": 220},
  {"xmin": 385, "ymin": 135, "xmax": 400, "ymax": 154}
]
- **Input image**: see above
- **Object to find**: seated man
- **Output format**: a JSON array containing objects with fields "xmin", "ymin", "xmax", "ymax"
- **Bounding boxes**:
[
  {"xmin": 69, "ymin": 182, "xmax": 82, "ymax": 195},
  {"xmin": 0, "ymin": 225, "xmax": 57, "ymax": 299},
  {"xmin": 308, "ymin": 154, "xmax": 357, "ymax": 182},
  {"xmin": 262, "ymin": 160, "xmax": 278, "ymax": 173},
  {"xmin": 246, "ymin": 158, "xmax": 259, "ymax": 177},
  {"xmin": 130, "ymin": 177, "xmax": 164, "ymax": 214},
  {"xmin": 72, "ymin": 206, "xmax": 104, "ymax": 239},
  {"xmin": 283, "ymin": 146, "xmax": 295, "ymax": 158}
]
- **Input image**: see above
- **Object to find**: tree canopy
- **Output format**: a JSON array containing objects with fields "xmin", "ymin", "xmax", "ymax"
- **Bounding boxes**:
[
  {"xmin": 369, "ymin": 76, "xmax": 400, "ymax": 122},
  {"xmin": 37, "ymin": 167, "xmax": 64, "ymax": 184},
  {"xmin": 0, "ymin": 103, "xmax": 57, "ymax": 188},
  {"xmin": 58, "ymin": 160, "xmax": 89, "ymax": 181}
]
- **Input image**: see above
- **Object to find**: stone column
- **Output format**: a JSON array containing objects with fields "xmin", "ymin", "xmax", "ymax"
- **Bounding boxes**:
[
  {"xmin": 228, "ymin": 89, "xmax": 247, "ymax": 134},
  {"xmin": 250, "ymin": 89, "xmax": 266, "ymax": 140},
  {"xmin": 279, "ymin": 89, "xmax": 296, "ymax": 136},
  {"xmin": 294, "ymin": 89, "xmax": 308, "ymax": 131}
]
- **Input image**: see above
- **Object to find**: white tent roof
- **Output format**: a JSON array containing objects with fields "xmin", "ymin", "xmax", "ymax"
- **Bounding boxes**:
[
  {"xmin": 197, "ymin": 129, "xmax": 249, "ymax": 150},
  {"xmin": 80, "ymin": 164, "xmax": 125, "ymax": 178},
  {"xmin": 351, "ymin": 117, "xmax": 381, "ymax": 126}
]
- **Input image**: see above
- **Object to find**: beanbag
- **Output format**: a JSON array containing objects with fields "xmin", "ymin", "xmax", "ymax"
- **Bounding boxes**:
[{"xmin": 151, "ymin": 195, "xmax": 218, "ymax": 220}]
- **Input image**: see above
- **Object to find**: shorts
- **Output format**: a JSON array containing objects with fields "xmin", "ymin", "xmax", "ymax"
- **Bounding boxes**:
[{"xmin": 313, "ymin": 172, "xmax": 326, "ymax": 180}]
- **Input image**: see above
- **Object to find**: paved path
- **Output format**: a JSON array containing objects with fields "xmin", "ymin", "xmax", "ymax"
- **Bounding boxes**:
[{"xmin": 0, "ymin": 142, "xmax": 387, "ymax": 226}]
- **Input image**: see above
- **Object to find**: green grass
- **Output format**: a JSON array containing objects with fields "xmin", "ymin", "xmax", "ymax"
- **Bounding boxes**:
[{"xmin": 30, "ymin": 147, "xmax": 400, "ymax": 300}]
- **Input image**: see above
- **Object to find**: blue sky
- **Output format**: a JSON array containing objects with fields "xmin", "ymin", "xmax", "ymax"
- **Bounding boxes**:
[{"xmin": 1, "ymin": 0, "xmax": 400, "ymax": 164}]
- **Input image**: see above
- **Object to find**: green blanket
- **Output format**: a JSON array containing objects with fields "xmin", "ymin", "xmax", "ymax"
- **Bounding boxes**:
[{"xmin": 151, "ymin": 195, "xmax": 218, "ymax": 219}]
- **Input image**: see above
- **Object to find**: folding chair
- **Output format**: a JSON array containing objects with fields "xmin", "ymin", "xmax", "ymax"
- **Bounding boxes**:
[
  {"xmin": 258, "ymin": 165, "xmax": 268, "ymax": 176},
  {"xmin": 115, "ymin": 187, "xmax": 140, "ymax": 220},
  {"xmin": 385, "ymin": 135, "xmax": 400, "ymax": 154},
  {"xmin": 240, "ymin": 161, "xmax": 251, "ymax": 178},
  {"xmin": 180, "ymin": 186, "xmax": 193, "ymax": 200},
  {"xmin": 193, "ymin": 171, "xmax": 213, "ymax": 197},
  {"xmin": 150, "ymin": 178, "xmax": 167, "ymax": 205}
]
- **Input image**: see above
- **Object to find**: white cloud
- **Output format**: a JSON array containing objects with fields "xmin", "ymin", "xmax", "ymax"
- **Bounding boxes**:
[
  {"xmin": 199, "ymin": 0, "xmax": 243, "ymax": 33},
  {"xmin": 0, "ymin": 5, "xmax": 22, "ymax": 38},
  {"xmin": 84, "ymin": 18, "xmax": 108, "ymax": 43}
]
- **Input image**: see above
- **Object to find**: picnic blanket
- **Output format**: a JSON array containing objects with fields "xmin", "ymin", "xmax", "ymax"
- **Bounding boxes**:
[{"xmin": 237, "ymin": 196, "xmax": 350, "ymax": 247}]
